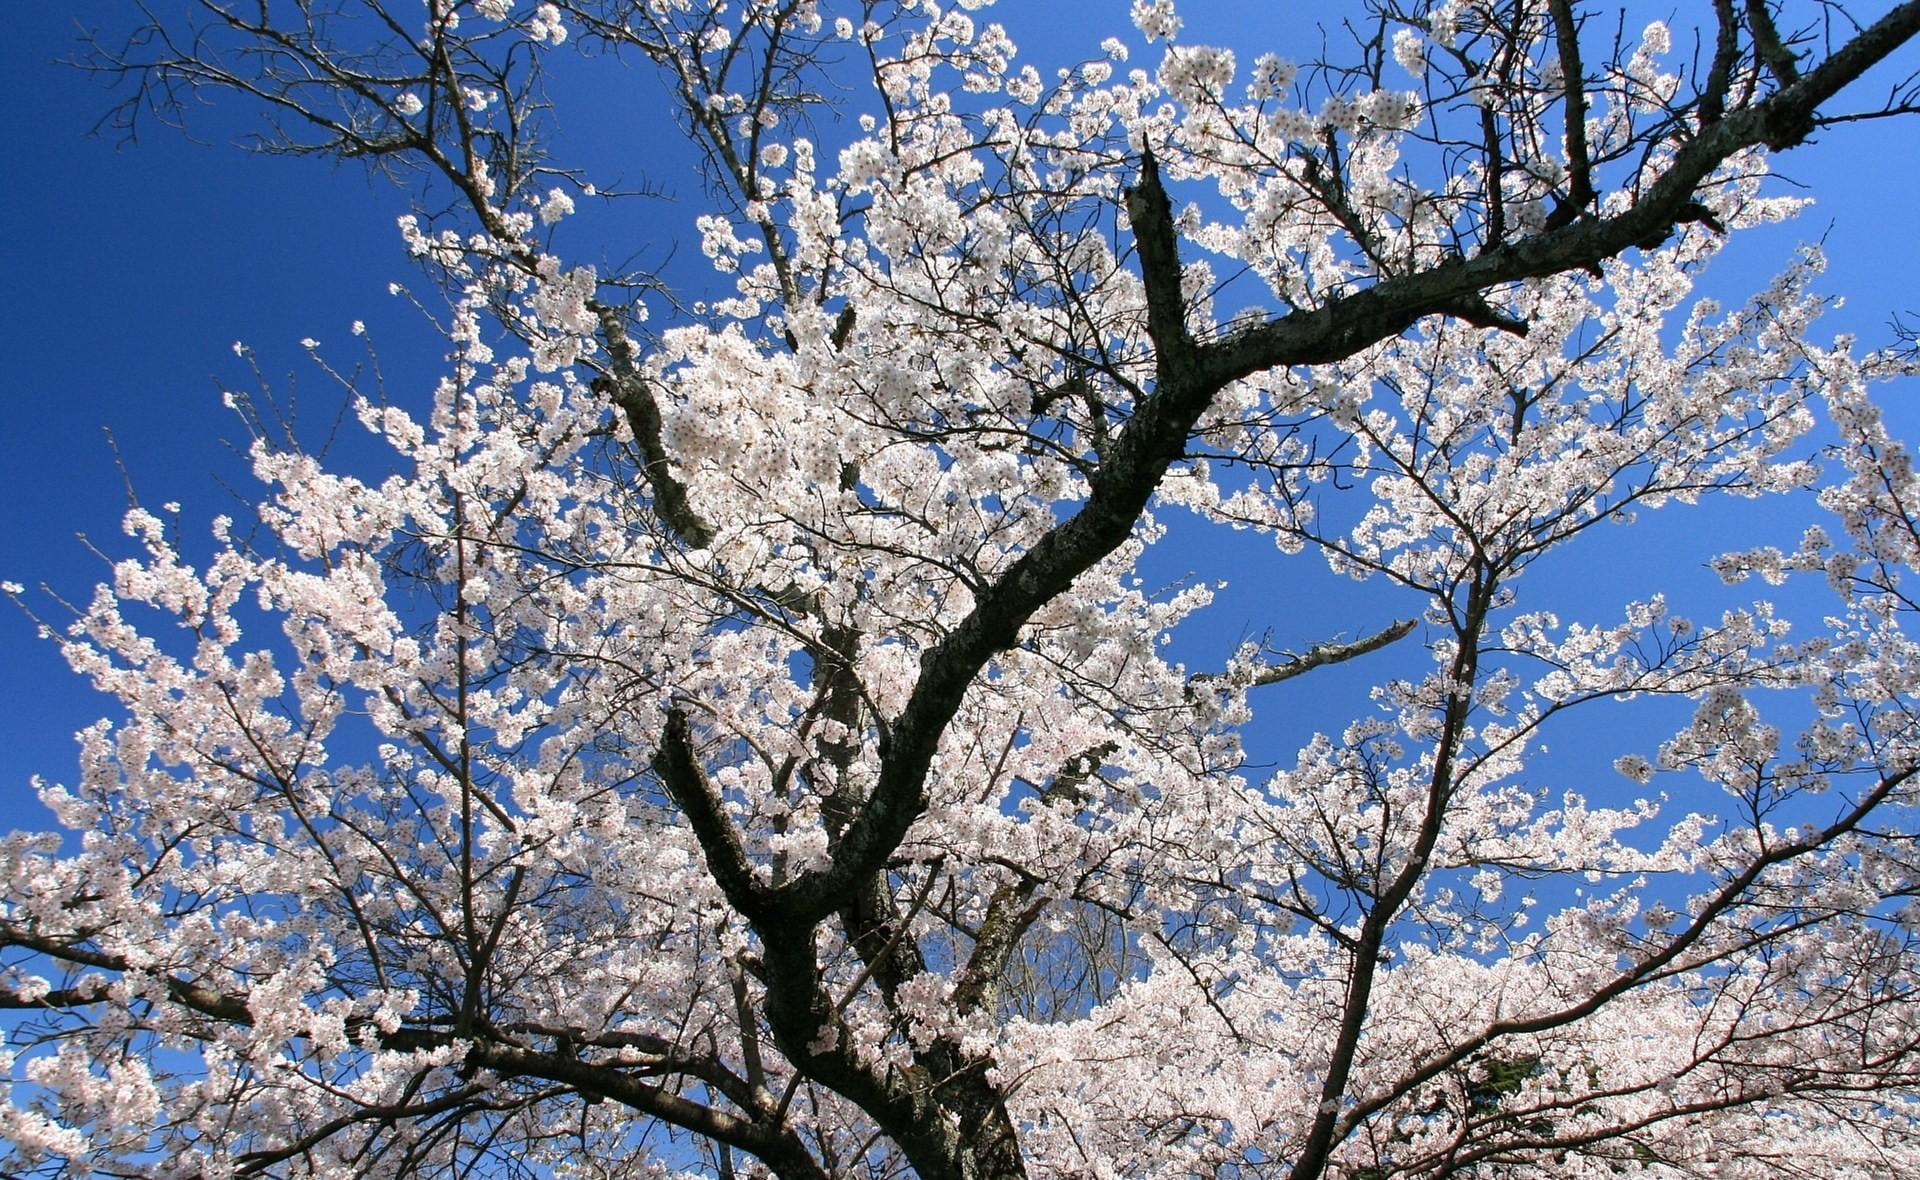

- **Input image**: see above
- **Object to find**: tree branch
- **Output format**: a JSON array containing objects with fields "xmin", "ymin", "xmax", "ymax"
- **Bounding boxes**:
[
  {"xmin": 652, "ymin": 706, "xmax": 767, "ymax": 919},
  {"xmin": 593, "ymin": 303, "xmax": 717, "ymax": 550}
]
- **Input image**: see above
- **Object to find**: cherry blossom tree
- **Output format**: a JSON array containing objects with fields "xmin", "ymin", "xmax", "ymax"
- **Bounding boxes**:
[{"xmin": 6, "ymin": 0, "xmax": 1920, "ymax": 1176}]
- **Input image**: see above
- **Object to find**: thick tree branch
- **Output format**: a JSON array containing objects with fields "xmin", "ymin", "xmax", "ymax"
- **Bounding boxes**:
[
  {"xmin": 1546, "ymin": 0, "xmax": 1597, "ymax": 217},
  {"xmin": 593, "ymin": 303, "xmax": 717, "ymax": 550},
  {"xmin": 653, "ymin": 706, "xmax": 767, "ymax": 919},
  {"xmin": 0, "ymin": 926, "xmax": 252, "ymax": 1025},
  {"xmin": 1701, "ymin": 0, "xmax": 1743, "ymax": 126},
  {"xmin": 466, "ymin": 1041, "xmax": 831, "ymax": 1180},
  {"xmin": 1749, "ymin": 0, "xmax": 1804, "ymax": 86}
]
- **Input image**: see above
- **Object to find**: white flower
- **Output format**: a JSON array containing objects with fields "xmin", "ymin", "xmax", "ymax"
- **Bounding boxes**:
[
  {"xmin": 1614, "ymin": 754, "xmax": 1655, "ymax": 784},
  {"xmin": 1130, "ymin": 0, "xmax": 1181, "ymax": 43},
  {"xmin": 528, "ymin": 3, "xmax": 567, "ymax": 45},
  {"xmin": 1246, "ymin": 53, "xmax": 1296, "ymax": 101},
  {"xmin": 539, "ymin": 187, "xmax": 575, "ymax": 225},
  {"xmin": 1392, "ymin": 28, "xmax": 1426, "ymax": 75}
]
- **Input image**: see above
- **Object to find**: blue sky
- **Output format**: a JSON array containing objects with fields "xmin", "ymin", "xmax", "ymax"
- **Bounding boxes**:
[{"xmin": 2, "ymin": 0, "xmax": 1917, "ymax": 833}]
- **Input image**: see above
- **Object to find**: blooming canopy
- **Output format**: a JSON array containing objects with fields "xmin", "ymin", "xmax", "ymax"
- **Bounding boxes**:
[{"xmin": 5, "ymin": 1, "xmax": 1920, "ymax": 1177}]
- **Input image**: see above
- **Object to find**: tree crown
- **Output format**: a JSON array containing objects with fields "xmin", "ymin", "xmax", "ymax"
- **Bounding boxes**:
[{"xmin": 5, "ymin": 1, "xmax": 1920, "ymax": 1177}]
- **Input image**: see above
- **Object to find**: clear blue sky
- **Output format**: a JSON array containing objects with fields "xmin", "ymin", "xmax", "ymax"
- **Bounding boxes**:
[{"xmin": 3, "ymin": 1, "xmax": 1917, "ymax": 831}]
